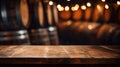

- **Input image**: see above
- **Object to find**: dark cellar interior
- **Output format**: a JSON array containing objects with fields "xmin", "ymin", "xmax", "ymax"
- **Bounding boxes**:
[{"xmin": 0, "ymin": 0, "xmax": 120, "ymax": 64}]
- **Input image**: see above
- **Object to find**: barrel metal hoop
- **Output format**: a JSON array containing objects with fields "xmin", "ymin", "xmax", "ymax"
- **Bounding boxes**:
[
  {"xmin": 0, "ymin": 30, "xmax": 28, "ymax": 35},
  {"xmin": 0, "ymin": 35, "xmax": 29, "ymax": 41}
]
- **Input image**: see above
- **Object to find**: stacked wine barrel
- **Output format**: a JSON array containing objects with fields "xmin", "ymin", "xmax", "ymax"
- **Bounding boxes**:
[
  {"xmin": 84, "ymin": 6, "xmax": 93, "ymax": 22},
  {"xmin": 0, "ymin": 0, "xmax": 30, "ymax": 45},
  {"xmin": 28, "ymin": 0, "xmax": 59, "ymax": 45},
  {"xmin": 58, "ymin": 2, "xmax": 120, "ymax": 45},
  {"xmin": 47, "ymin": 2, "xmax": 60, "ymax": 45},
  {"xmin": 97, "ymin": 24, "xmax": 120, "ymax": 45},
  {"xmin": 59, "ymin": 9, "xmax": 71, "ymax": 21},
  {"xmin": 28, "ymin": 0, "xmax": 50, "ymax": 45},
  {"xmin": 0, "ymin": 0, "xmax": 119, "ymax": 45},
  {"xmin": 72, "ymin": 8, "xmax": 83, "ymax": 21}
]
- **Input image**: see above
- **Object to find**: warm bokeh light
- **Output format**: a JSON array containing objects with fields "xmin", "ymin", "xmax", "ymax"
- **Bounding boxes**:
[
  {"xmin": 71, "ymin": 4, "xmax": 79, "ymax": 11},
  {"xmin": 105, "ymin": 4, "xmax": 109, "ymax": 9},
  {"xmin": 117, "ymin": 1, "xmax": 120, "ymax": 5},
  {"xmin": 57, "ymin": 4, "xmax": 62, "ymax": 9},
  {"xmin": 86, "ymin": 2, "xmax": 91, "ymax": 7},
  {"xmin": 71, "ymin": 7, "xmax": 75, "ymax": 11},
  {"xmin": 49, "ymin": 1, "xmax": 53, "ymax": 6},
  {"xmin": 75, "ymin": 4, "xmax": 79, "ymax": 8},
  {"xmin": 81, "ymin": 5, "xmax": 86, "ymax": 10},
  {"xmin": 57, "ymin": 4, "xmax": 64, "ymax": 11},
  {"xmin": 67, "ymin": 0, "xmax": 70, "ymax": 2},
  {"xmin": 65, "ymin": 6, "xmax": 70, "ymax": 11},
  {"xmin": 97, "ymin": 5, "xmax": 102, "ymax": 12},
  {"xmin": 97, "ymin": 5, "xmax": 101, "ymax": 10},
  {"xmin": 101, "ymin": 0, "xmax": 106, "ymax": 2},
  {"xmin": 74, "ymin": 4, "xmax": 79, "ymax": 11},
  {"xmin": 66, "ymin": 20, "xmax": 72, "ymax": 26},
  {"xmin": 58, "ymin": 6, "xmax": 64, "ymax": 11},
  {"xmin": 88, "ymin": 25, "xmax": 93, "ymax": 30}
]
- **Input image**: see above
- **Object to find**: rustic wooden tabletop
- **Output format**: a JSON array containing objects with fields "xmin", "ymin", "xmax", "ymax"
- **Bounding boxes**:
[{"xmin": 0, "ymin": 45, "xmax": 120, "ymax": 64}]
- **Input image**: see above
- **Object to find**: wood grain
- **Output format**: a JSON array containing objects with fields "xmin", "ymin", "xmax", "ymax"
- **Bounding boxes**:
[{"xmin": 0, "ymin": 45, "xmax": 120, "ymax": 64}]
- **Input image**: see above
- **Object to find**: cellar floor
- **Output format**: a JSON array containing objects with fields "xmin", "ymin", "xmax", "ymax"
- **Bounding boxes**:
[{"xmin": 0, "ymin": 45, "xmax": 120, "ymax": 64}]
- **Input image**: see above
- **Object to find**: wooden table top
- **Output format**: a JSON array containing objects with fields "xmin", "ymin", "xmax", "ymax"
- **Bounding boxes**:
[
  {"xmin": 0, "ymin": 45, "xmax": 120, "ymax": 64},
  {"xmin": 0, "ymin": 45, "xmax": 120, "ymax": 58}
]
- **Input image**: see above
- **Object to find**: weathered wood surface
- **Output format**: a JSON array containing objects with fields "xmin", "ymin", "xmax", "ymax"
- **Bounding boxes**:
[{"xmin": 0, "ymin": 45, "xmax": 120, "ymax": 64}]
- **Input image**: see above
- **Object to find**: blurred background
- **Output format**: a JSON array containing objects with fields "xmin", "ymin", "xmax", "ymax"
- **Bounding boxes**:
[{"xmin": 0, "ymin": 0, "xmax": 120, "ymax": 45}]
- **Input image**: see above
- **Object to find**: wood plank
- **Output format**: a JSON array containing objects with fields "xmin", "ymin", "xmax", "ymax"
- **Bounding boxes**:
[
  {"xmin": 0, "ymin": 45, "xmax": 120, "ymax": 58},
  {"xmin": 0, "ymin": 45, "xmax": 120, "ymax": 64}
]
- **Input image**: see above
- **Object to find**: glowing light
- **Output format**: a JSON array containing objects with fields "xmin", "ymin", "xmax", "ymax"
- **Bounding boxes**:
[
  {"xmin": 105, "ymin": 4, "xmax": 109, "ymax": 9},
  {"xmin": 74, "ymin": 4, "xmax": 79, "ymax": 10},
  {"xmin": 97, "ymin": 5, "xmax": 102, "ymax": 12},
  {"xmin": 101, "ymin": 0, "xmax": 106, "ymax": 2},
  {"xmin": 57, "ymin": 4, "xmax": 61, "ymax": 9},
  {"xmin": 58, "ymin": 6, "xmax": 64, "ymax": 11},
  {"xmin": 71, "ymin": 7, "xmax": 75, "ymax": 11},
  {"xmin": 57, "ymin": 4, "xmax": 64, "ymax": 11},
  {"xmin": 88, "ymin": 25, "xmax": 93, "ymax": 30},
  {"xmin": 65, "ymin": 6, "xmax": 70, "ymax": 11},
  {"xmin": 117, "ymin": 1, "xmax": 120, "ymax": 5},
  {"xmin": 20, "ymin": 35, "xmax": 26, "ymax": 39},
  {"xmin": 86, "ymin": 2, "xmax": 91, "ymax": 7},
  {"xmin": 74, "ymin": 7, "xmax": 79, "ymax": 11},
  {"xmin": 49, "ymin": 1, "xmax": 53, "ymax": 6},
  {"xmin": 75, "ymin": 4, "xmax": 79, "ymax": 8},
  {"xmin": 48, "ymin": 27, "xmax": 55, "ymax": 31},
  {"xmin": 71, "ymin": 4, "xmax": 79, "ymax": 11},
  {"xmin": 81, "ymin": 5, "xmax": 86, "ymax": 10},
  {"xmin": 97, "ymin": 5, "xmax": 101, "ymax": 9},
  {"xmin": 18, "ymin": 30, "xmax": 26, "ymax": 34},
  {"xmin": 66, "ymin": 21, "xmax": 72, "ymax": 26},
  {"xmin": 67, "ymin": 0, "xmax": 70, "ymax": 2}
]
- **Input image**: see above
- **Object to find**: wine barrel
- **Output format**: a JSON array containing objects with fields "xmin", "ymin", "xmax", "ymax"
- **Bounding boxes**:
[
  {"xmin": 28, "ymin": 0, "xmax": 51, "ymax": 45},
  {"xmin": 66, "ymin": 22, "xmax": 83, "ymax": 44},
  {"xmin": 0, "ymin": 3, "xmax": 5, "ymax": 31},
  {"xmin": 1, "ymin": 0, "xmax": 29, "ymax": 30},
  {"xmin": 59, "ymin": 10, "xmax": 71, "ymax": 21},
  {"xmin": 103, "ymin": 4, "xmax": 116, "ymax": 23},
  {"xmin": 97, "ymin": 24, "xmax": 120, "ymax": 45},
  {"xmin": 112, "ymin": 27, "xmax": 120, "ymax": 45},
  {"xmin": 92, "ymin": 4, "xmax": 104, "ymax": 23},
  {"xmin": 0, "ymin": 1, "xmax": 8, "ymax": 31},
  {"xmin": 72, "ymin": 9, "xmax": 83, "ymax": 21},
  {"xmin": 47, "ymin": 3, "xmax": 59, "ymax": 45},
  {"xmin": 73, "ymin": 22, "xmax": 101, "ymax": 44},
  {"xmin": 84, "ymin": 7, "xmax": 93, "ymax": 22},
  {"xmin": 0, "ymin": 30, "xmax": 30, "ymax": 45},
  {"xmin": 29, "ymin": 29, "xmax": 50, "ymax": 45},
  {"xmin": 57, "ymin": 20, "xmax": 73, "ymax": 44}
]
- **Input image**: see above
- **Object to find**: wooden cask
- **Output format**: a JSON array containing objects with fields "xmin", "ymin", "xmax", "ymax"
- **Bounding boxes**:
[
  {"xmin": 102, "ymin": 4, "xmax": 116, "ymax": 23},
  {"xmin": 72, "ymin": 9, "xmax": 83, "ymax": 21},
  {"xmin": 28, "ymin": 0, "xmax": 51, "ymax": 45},
  {"xmin": 59, "ymin": 10, "xmax": 71, "ymax": 21},
  {"xmin": 84, "ymin": 7, "xmax": 93, "ymax": 22},
  {"xmin": 97, "ymin": 24, "xmax": 120, "ymax": 45},
  {"xmin": 0, "ymin": 30, "xmax": 30, "ymax": 45},
  {"xmin": 0, "ymin": 3, "xmax": 6, "ymax": 31},
  {"xmin": 46, "ymin": 2, "xmax": 60, "ymax": 45},
  {"xmin": 92, "ymin": 4, "xmax": 104, "ymax": 23},
  {"xmin": 0, "ymin": 0, "xmax": 30, "ymax": 30}
]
